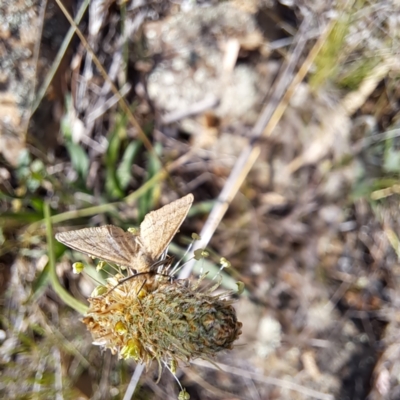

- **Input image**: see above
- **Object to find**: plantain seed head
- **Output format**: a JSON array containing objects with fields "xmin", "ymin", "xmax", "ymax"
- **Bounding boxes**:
[{"xmin": 83, "ymin": 274, "xmax": 242, "ymax": 369}]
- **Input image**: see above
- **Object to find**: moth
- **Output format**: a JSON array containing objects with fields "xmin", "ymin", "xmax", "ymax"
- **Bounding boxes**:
[{"xmin": 55, "ymin": 194, "xmax": 194, "ymax": 275}]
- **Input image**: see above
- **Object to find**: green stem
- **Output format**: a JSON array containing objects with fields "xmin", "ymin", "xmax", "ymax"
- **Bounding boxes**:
[{"xmin": 44, "ymin": 202, "xmax": 88, "ymax": 315}]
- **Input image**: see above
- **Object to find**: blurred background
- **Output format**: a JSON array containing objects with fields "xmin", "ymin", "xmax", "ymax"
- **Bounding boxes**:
[{"xmin": 1, "ymin": 0, "xmax": 400, "ymax": 399}]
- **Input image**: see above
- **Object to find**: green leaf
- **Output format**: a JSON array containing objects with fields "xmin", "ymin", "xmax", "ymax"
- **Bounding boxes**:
[
  {"xmin": 188, "ymin": 199, "xmax": 215, "ymax": 217},
  {"xmin": 66, "ymin": 142, "xmax": 90, "ymax": 179},
  {"xmin": 31, "ymin": 198, "xmax": 44, "ymax": 213},
  {"xmin": 138, "ymin": 142, "xmax": 162, "ymax": 220},
  {"xmin": 116, "ymin": 141, "xmax": 141, "ymax": 190},
  {"xmin": 105, "ymin": 115, "xmax": 127, "ymax": 199},
  {"xmin": 0, "ymin": 211, "xmax": 42, "ymax": 224},
  {"xmin": 30, "ymin": 263, "xmax": 50, "ymax": 301},
  {"xmin": 61, "ymin": 94, "xmax": 73, "ymax": 141}
]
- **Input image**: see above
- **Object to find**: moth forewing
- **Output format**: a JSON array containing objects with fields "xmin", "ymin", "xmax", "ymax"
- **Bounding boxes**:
[
  {"xmin": 55, "ymin": 225, "xmax": 141, "ymax": 269},
  {"xmin": 139, "ymin": 193, "xmax": 194, "ymax": 260}
]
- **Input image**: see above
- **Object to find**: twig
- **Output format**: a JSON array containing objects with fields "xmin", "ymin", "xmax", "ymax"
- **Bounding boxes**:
[
  {"xmin": 122, "ymin": 363, "xmax": 145, "ymax": 400},
  {"xmin": 86, "ymin": 83, "xmax": 132, "ymax": 123}
]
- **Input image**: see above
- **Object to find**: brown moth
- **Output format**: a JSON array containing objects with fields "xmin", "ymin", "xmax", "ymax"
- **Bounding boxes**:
[{"xmin": 55, "ymin": 194, "xmax": 194, "ymax": 273}]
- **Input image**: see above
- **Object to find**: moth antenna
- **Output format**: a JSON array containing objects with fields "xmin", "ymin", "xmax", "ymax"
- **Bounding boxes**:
[
  {"xmin": 136, "ymin": 278, "xmax": 147, "ymax": 297},
  {"xmin": 94, "ymin": 268, "xmax": 173, "ymax": 299}
]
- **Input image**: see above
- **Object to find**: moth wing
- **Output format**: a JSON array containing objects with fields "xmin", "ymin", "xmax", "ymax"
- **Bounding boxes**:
[
  {"xmin": 139, "ymin": 194, "xmax": 194, "ymax": 260},
  {"xmin": 55, "ymin": 225, "xmax": 140, "ymax": 268}
]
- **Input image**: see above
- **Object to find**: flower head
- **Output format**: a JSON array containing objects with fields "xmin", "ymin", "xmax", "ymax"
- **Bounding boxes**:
[{"xmin": 83, "ymin": 273, "xmax": 242, "ymax": 371}]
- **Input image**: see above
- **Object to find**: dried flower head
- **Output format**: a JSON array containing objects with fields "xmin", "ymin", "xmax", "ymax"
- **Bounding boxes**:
[{"xmin": 83, "ymin": 271, "xmax": 242, "ymax": 373}]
